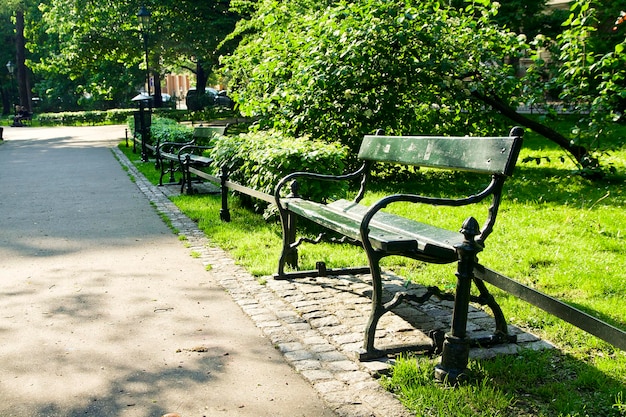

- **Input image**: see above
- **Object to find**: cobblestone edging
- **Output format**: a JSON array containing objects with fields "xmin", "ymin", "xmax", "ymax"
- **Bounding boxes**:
[{"xmin": 113, "ymin": 148, "xmax": 552, "ymax": 417}]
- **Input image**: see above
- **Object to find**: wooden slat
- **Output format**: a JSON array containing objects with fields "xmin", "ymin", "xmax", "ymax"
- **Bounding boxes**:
[
  {"xmin": 188, "ymin": 167, "xmax": 219, "ymax": 183},
  {"xmin": 186, "ymin": 168, "xmax": 275, "ymax": 204},
  {"xmin": 193, "ymin": 125, "xmax": 227, "ymax": 138},
  {"xmin": 359, "ymin": 135, "xmax": 522, "ymax": 175},
  {"xmin": 285, "ymin": 198, "xmax": 460, "ymax": 259},
  {"xmin": 225, "ymin": 181, "xmax": 275, "ymax": 203}
]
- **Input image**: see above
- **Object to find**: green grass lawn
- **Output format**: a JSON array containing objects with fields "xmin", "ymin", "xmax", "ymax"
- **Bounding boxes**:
[{"xmin": 117, "ymin": 120, "xmax": 626, "ymax": 416}]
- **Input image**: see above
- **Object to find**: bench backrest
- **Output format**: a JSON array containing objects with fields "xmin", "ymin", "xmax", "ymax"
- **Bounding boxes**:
[
  {"xmin": 358, "ymin": 127, "xmax": 523, "ymax": 176},
  {"xmin": 193, "ymin": 125, "xmax": 230, "ymax": 145}
]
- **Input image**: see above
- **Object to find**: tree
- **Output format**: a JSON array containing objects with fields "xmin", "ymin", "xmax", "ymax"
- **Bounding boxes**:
[
  {"xmin": 224, "ymin": 0, "xmax": 625, "ymax": 173},
  {"xmin": 522, "ymin": 0, "xmax": 626, "ymax": 174},
  {"xmin": 0, "ymin": 0, "xmax": 35, "ymax": 112},
  {"xmin": 490, "ymin": 0, "xmax": 567, "ymax": 40},
  {"xmin": 24, "ymin": 0, "xmax": 240, "ymax": 110},
  {"xmin": 157, "ymin": 0, "xmax": 240, "ymax": 97},
  {"xmin": 24, "ymin": 0, "xmax": 143, "ymax": 109},
  {"xmin": 0, "ymin": 12, "xmax": 16, "ymax": 114}
]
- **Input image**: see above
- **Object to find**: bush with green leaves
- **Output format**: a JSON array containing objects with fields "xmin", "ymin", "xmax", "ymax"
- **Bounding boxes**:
[
  {"xmin": 38, "ymin": 109, "xmax": 132, "ymax": 125},
  {"xmin": 127, "ymin": 116, "xmax": 195, "ymax": 146},
  {"xmin": 149, "ymin": 118, "xmax": 195, "ymax": 145},
  {"xmin": 224, "ymin": 0, "xmax": 523, "ymax": 155},
  {"xmin": 208, "ymin": 129, "xmax": 349, "ymax": 202}
]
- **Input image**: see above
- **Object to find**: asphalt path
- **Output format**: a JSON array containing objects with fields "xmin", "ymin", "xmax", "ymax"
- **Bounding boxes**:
[{"xmin": 0, "ymin": 126, "xmax": 336, "ymax": 417}]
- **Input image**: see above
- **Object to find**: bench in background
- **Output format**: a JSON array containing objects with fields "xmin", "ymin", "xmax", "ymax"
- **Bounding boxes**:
[
  {"xmin": 156, "ymin": 125, "xmax": 230, "ymax": 190},
  {"xmin": 273, "ymin": 127, "xmax": 524, "ymax": 381}
]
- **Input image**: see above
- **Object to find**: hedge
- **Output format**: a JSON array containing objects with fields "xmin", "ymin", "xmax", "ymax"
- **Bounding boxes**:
[
  {"xmin": 208, "ymin": 129, "xmax": 349, "ymax": 203},
  {"xmin": 38, "ymin": 107, "xmax": 239, "ymax": 126},
  {"xmin": 124, "ymin": 117, "xmax": 349, "ymax": 205}
]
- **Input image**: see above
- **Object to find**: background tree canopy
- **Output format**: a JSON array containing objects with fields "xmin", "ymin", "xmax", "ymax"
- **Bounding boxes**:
[
  {"xmin": 1, "ymin": 0, "xmax": 626, "ymax": 173},
  {"xmin": 1, "ymin": 0, "xmax": 240, "ymax": 111}
]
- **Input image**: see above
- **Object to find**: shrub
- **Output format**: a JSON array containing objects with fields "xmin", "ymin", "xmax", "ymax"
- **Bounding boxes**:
[
  {"xmin": 127, "ymin": 116, "xmax": 194, "ymax": 146},
  {"xmin": 208, "ymin": 129, "xmax": 349, "ymax": 202},
  {"xmin": 148, "ymin": 118, "xmax": 194, "ymax": 145}
]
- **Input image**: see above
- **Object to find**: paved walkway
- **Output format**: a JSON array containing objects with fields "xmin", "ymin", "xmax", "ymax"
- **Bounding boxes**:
[
  {"xmin": 0, "ymin": 126, "xmax": 550, "ymax": 417},
  {"xmin": 0, "ymin": 127, "xmax": 337, "ymax": 417}
]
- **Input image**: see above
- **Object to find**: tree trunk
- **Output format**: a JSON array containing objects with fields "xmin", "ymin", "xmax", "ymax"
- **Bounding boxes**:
[
  {"xmin": 153, "ymin": 69, "xmax": 163, "ymax": 108},
  {"xmin": 196, "ymin": 62, "xmax": 207, "ymax": 92},
  {"xmin": 15, "ymin": 10, "xmax": 31, "ymax": 112},
  {"xmin": 2, "ymin": 88, "xmax": 10, "ymax": 115},
  {"xmin": 471, "ymin": 90, "xmax": 591, "ymax": 167}
]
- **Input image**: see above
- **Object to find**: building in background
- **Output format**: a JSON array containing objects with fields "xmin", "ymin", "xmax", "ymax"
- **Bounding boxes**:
[{"xmin": 162, "ymin": 74, "xmax": 191, "ymax": 108}]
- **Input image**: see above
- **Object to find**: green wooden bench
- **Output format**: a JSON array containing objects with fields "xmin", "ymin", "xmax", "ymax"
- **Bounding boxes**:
[
  {"xmin": 273, "ymin": 127, "xmax": 524, "ymax": 375},
  {"xmin": 156, "ymin": 125, "xmax": 229, "ymax": 190}
]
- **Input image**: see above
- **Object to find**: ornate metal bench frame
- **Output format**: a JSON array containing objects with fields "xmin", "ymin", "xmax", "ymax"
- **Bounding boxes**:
[{"xmin": 273, "ymin": 127, "xmax": 524, "ymax": 382}]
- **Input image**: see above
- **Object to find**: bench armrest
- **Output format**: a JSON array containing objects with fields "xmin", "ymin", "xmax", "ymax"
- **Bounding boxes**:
[
  {"xmin": 274, "ymin": 163, "xmax": 368, "ymax": 209},
  {"xmin": 359, "ymin": 175, "xmax": 504, "ymax": 246},
  {"xmin": 177, "ymin": 144, "xmax": 214, "ymax": 161},
  {"xmin": 157, "ymin": 139, "xmax": 195, "ymax": 154}
]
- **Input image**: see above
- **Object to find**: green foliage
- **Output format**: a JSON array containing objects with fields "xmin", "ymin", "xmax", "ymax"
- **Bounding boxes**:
[
  {"xmin": 223, "ymin": 0, "xmax": 626, "ymax": 171},
  {"xmin": 126, "ymin": 115, "xmax": 195, "ymax": 146},
  {"xmin": 525, "ymin": 1, "xmax": 626, "ymax": 166},
  {"xmin": 147, "ymin": 117, "xmax": 194, "ymax": 145},
  {"xmin": 186, "ymin": 107, "xmax": 240, "ymax": 124},
  {"xmin": 24, "ymin": 0, "xmax": 241, "ymax": 112},
  {"xmin": 490, "ymin": 0, "xmax": 568, "ymax": 40},
  {"xmin": 38, "ymin": 109, "xmax": 132, "ymax": 125},
  {"xmin": 224, "ymin": 0, "xmax": 526, "ymax": 154},
  {"xmin": 208, "ymin": 129, "xmax": 349, "ymax": 200},
  {"xmin": 123, "ymin": 116, "xmax": 348, "ymax": 204}
]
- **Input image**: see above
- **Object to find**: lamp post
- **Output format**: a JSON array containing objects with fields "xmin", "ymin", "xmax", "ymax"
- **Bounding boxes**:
[
  {"xmin": 137, "ymin": 5, "xmax": 151, "ymax": 98},
  {"xmin": 6, "ymin": 60, "xmax": 15, "ymax": 77},
  {"xmin": 136, "ymin": 5, "xmax": 152, "ymax": 162},
  {"xmin": 6, "ymin": 60, "xmax": 16, "ymax": 105},
  {"xmin": 2, "ymin": 61, "xmax": 16, "ymax": 137}
]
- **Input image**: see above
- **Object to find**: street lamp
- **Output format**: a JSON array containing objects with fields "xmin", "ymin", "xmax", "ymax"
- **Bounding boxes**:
[
  {"xmin": 137, "ymin": 5, "xmax": 151, "ymax": 97},
  {"xmin": 6, "ymin": 60, "xmax": 15, "ymax": 77}
]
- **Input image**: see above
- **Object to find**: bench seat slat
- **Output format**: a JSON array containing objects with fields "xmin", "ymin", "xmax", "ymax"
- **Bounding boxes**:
[
  {"xmin": 285, "ymin": 198, "xmax": 461, "ymax": 262},
  {"xmin": 183, "ymin": 154, "xmax": 213, "ymax": 166}
]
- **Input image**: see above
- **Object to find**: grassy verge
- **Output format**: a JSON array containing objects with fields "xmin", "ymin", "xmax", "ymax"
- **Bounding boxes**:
[{"xmin": 117, "ymin": 123, "xmax": 626, "ymax": 416}]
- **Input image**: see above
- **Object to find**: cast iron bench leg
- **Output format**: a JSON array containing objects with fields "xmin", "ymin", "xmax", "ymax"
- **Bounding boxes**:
[
  {"xmin": 184, "ymin": 154, "xmax": 194, "ymax": 194},
  {"xmin": 276, "ymin": 210, "xmax": 298, "ymax": 277},
  {"xmin": 435, "ymin": 217, "xmax": 481, "ymax": 384},
  {"xmin": 361, "ymin": 252, "xmax": 385, "ymax": 360},
  {"xmin": 168, "ymin": 160, "xmax": 176, "ymax": 184},
  {"xmin": 219, "ymin": 166, "xmax": 231, "ymax": 222}
]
